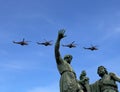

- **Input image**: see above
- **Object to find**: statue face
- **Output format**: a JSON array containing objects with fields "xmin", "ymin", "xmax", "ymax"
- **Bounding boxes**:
[
  {"xmin": 64, "ymin": 55, "xmax": 72, "ymax": 64},
  {"xmin": 98, "ymin": 66, "xmax": 106, "ymax": 76},
  {"xmin": 81, "ymin": 71, "xmax": 86, "ymax": 76},
  {"xmin": 66, "ymin": 57, "xmax": 72, "ymax": 64}
]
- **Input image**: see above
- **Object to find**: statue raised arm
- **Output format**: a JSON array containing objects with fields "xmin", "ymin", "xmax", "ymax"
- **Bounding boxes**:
[
  {"xmin": 55, "ymin": 29, "xmax": 66, "ymax": 65},
  {"xmin": 54, "ymin": 29, "xmax": 83, "ymax": 92}
]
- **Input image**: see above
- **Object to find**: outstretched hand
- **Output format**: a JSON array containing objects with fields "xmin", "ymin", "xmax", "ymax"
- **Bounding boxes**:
[{"xmin": 58, "ymin": 29, "xmax": 66, "ymax": 39}]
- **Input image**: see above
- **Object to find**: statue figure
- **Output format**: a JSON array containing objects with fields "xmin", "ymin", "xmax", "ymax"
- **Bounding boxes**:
[
  {"xmin": 79, "ymin": 70, "xmax": 91, "ymax": 92},
  {"xmin": 90, "ymin": 66, "xmax": 120, "ymax": 92},
  {"xmin": 54, "ymin": 29, "xmax": 83, "ymax": 92},
  {"xmin": 97, "ymin": 66, "xmax": 120, "ymax": 92}
]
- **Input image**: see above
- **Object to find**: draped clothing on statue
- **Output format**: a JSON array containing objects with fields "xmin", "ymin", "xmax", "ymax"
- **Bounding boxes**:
[{"xmin": 57, "ymin": 61, "xmax": 79, "ymax": 92}]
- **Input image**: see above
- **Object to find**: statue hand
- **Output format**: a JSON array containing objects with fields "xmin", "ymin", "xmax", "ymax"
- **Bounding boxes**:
[{"xmin": 58, "ymin": 29, "xmax": 66, "ymax": 39}]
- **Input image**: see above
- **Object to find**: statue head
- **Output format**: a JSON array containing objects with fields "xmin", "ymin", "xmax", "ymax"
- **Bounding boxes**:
[
  {"xmin": 64, "ymin": 54, "xmax": 73, "ymax": 64},
  {"xmin": 97, "ymin": 66, "xmax": 108, "ymax": 77},
  {"xmin": 80, "ymin": 70, "xmax": 86, "ymax": 79},
  {"xmin": 81, "ymin": 70, "xmax": 86, "ymax": 76}
]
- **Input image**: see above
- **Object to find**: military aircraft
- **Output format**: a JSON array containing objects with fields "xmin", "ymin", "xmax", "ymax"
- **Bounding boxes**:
[
  {"xmin": 36, "ymin": 40, "xmax": 53, "ymax": 46},
  {"xmin": 13, "ymin": 38, "xmax": 30, "ymax": 46},
  {"xmin": 62, "ymin": 41, "xmax": 77, "ymax": 48},
  {"xmin": 83, "ymin": 45, "xmax": 98, "ymax": 51}
]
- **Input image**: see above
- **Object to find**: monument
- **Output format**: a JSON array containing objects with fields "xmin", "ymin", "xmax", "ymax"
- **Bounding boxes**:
[{"xmin": 54, "ymin": 29, "xmax": 120, "ymax": 92}]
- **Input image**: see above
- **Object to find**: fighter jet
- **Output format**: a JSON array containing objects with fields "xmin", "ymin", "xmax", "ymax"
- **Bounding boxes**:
[
  {"xmin": 37, "ymin": 40, "xmax": 53, "ymax": 46},
  {"xmin": 13, "ymin": 38, "xmax": 30, "ymax": 46},
  {"xmin": 62, "ymin": 41, "xmax": 77, "ymax": 48},
  {"xmin": 83, "ymin": 45, "xmax": 98, "ymax": 51}
]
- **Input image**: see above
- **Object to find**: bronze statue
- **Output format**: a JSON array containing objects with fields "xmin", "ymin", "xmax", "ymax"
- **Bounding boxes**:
[
  {"xmin": 54, "ymin": 29, "xmax": 83, "ymax": 92},
  {"xmin": 54, "ymin": 29, "xmax": 120, "ymax": 92},
  {"xmin": 90, "ymin": 66, "xmax": 120, "ymax": 92},
  {"xmin": 78, "ymin": 70, "xmax": 91, "ymax": 92},
  {"xmin": 97, "ymin": 66, "xmax": 120, "ymax": 92}
]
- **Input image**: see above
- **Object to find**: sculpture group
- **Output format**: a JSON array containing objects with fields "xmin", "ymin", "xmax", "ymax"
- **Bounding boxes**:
[{"xmin": 54, "ymin": 29, "xmax": 120, "ymax": 92}]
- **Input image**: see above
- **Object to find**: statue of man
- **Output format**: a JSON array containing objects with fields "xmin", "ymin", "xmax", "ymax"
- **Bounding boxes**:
[
  {"xmin": 79, "ymin": 70, "xmax": 91, "ymax": 92},
  {"xmin": 97, "ymin": 66, "xmax": 120, "ymax": 92},
  {"xmin": 54, "ymin": 29, "xmax": 83, "ymax": 92}
]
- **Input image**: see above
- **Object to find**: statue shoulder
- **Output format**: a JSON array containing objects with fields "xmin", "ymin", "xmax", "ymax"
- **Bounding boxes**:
[{"xmin": 109, "ymin": 72, "xmax": 116, "ymax": 76}]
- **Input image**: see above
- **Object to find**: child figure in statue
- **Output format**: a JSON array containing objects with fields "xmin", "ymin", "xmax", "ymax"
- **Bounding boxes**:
[{"xmin": 79, "ymin": 70, "xmax": 91, "ymax": 92}]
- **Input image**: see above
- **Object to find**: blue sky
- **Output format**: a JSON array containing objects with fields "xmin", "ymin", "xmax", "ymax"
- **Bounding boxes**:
[{"xmin": 0, "ymin": 0, "xmax": 120, "ymax": 92}]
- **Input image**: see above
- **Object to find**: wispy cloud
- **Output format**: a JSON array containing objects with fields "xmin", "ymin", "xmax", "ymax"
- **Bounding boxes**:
[
  {"xmin": 102, "ymin": 55, "xmax": 120, "ymax": 73},
  {"xmin": 0, "ymin": 59, "xmax": 40, "ymax": 72},
  {"xmin": 99, "ymin": 26, "xmax": 120, "ymax": 44},
  {"xmin": 0, "ymin": 62, "xmax": 25, "ymax": 72},
  {"xmin": 11, "ymin": 12, "xmax": 56, "ymax": 26}
]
